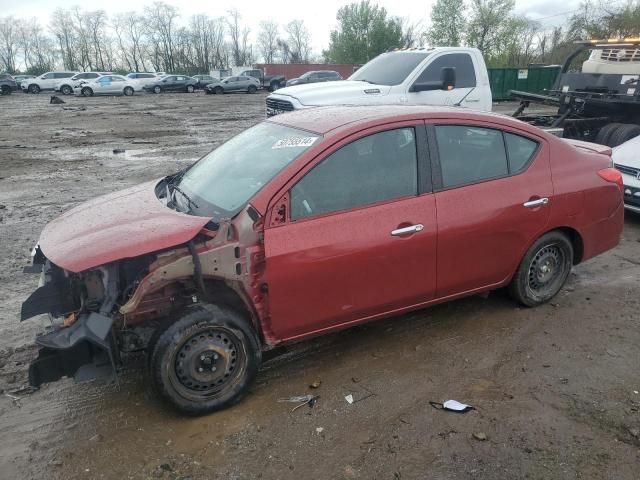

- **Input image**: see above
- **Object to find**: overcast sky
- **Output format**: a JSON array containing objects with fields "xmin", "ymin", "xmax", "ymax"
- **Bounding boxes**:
[{"xmin": 2, "ymin": 0, "xmax": 582, "ymax": 53}]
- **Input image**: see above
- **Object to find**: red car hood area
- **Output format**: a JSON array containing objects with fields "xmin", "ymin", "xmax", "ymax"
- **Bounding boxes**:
[{"xmin": 39, "ymin": 179, "xmax": 212, "ymax": 273}]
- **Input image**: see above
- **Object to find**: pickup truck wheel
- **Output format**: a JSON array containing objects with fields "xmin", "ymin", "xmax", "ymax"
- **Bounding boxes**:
[
  {"xmin": 269, "ymin": 81, "xmax": 280, "ymax": 92},
  {"xmin": 29, "ymin": 84, "xmax": 40, "ymax": 94},
  {"xmin": 61, "ymin": 85, "xmax": 72, "ymax": 95},
  {"xmin": 509, "ymin": 231, "xmax": 573, "ymax": 307},
  {"xmin": 247, "ymin": 85, "xmax": 257, "ymax": 94},
  {"xmin": 607, "ymin": 124, "xmax": 640, "ymax": 148},
  {"xmin": 150, "ymin": 304, "xmax": 261, "ymax": 415}
]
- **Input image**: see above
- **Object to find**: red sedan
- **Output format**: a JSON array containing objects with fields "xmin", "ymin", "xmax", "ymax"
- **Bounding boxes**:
[{"xmin": 22, "ymin": 106, "xmax": 624, "ymax": 414}]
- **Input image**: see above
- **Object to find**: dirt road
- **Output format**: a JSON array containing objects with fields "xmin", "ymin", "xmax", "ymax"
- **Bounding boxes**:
[{"xmin": 0, "ymin": 92, "xmax": 638, "ymax": 480}]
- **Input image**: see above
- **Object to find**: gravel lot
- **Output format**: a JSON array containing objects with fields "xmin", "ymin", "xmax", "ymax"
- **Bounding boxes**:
[{"xmin": 0, "ymin": 91, "xmax": 639, "ymax": 480}]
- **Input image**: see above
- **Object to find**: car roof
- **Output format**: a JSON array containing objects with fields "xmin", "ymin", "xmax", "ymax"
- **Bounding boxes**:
[{"xmin": 267, "ymin": 105, "xmax": 550, "ymax": 137}]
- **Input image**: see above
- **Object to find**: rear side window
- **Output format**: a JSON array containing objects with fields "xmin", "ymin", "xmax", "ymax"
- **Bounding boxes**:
[
  {"xmin": 291, "ymin": 128, "xmax": 418, "ymax": 220},
  {"xmin": 505, "ymin": 133, "xmax": 538, "ymax": 172},
  {"xmin": 54, "ymin": 72, "xmax": 75, "ymax": 79},
  {"xmin": 417, "ymin": 53, "xmax": 476, "ymax": 88},
  {"xmin": 435, "ymin": 126, "xmax": 507, "ymax": 188}
]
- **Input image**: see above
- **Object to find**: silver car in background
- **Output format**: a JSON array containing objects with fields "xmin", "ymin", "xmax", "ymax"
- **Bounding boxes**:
[
  {"xmin": 74, "ymin": 75, "xmax": 137, "ymax": 97},
  {"xmin": 205, "ymin": 75, "xmax": 260, "ymax": 94}
]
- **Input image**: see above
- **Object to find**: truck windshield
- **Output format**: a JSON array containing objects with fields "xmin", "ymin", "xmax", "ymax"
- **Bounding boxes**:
[
  {"xmin": 173, "ymin": 122, "xmax": 320, "ymax": 221},
  {"xmin": 349, "ymin": 52, "xmax": 431, "ymax": 86}
]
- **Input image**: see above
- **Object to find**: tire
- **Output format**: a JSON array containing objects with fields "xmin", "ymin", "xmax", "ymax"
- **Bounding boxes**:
[
  {"xmin": 607, "ymin": 123, "xmax": 640, "ymax": 148},
  {"xmin": 123, "ymin": 86, "xmax": 134, "ymax": 96},
  {"xmin": 247, "ymin": 85, "xmax": 257, "ymax": 94},
  {"xmin": 269, "ymin": 81, "xmax": 280, "ymax": 92},
  {"xmin": 594, "ymin": 123, "xmax": 623, "ymax": 145},
  {"xmin": 0, "ymin": 85, "xmax": 10, "ymax": 95},
  {"xmin": 186, "ymin": 85, "xmax": 194, "ymax": 93},
  {"xmin": 29, "ymin": 84, "xmax": 40, "ymax": 94},
  {"xmin": 81, "ymin": 87, "xmax": 93, "ymax": 97},
  {"xmin": 214, "ymin": 86, "xmax": 223, "ymax": 95},
  {"xmin": 60, "ymin": 85, "xmax": 72, "ymax": 95},
  {"xmin": 153, "ymin": 86, "xmax": 161, "ymax": 94},
  {"xmin": 509, "ymin": 231, "xmax": 573, "ymax": 307},
  {"xmin": 150, "ymin": 304, "xmax": 261, "ymax": 415}
]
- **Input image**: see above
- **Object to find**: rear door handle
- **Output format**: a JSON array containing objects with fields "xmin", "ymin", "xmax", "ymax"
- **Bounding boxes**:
[
  {"xmin": 523, "ymin": 197, "xmax": 549, "ymax": 208},
  {"xmin": 391, "ymin": 224, "xmax": 424, "ymax": 236}
]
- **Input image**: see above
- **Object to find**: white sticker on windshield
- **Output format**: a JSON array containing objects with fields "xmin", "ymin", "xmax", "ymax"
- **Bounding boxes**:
[{"xmin": 272, "ymin": 137, "xmax": 317, "ymax": 149}]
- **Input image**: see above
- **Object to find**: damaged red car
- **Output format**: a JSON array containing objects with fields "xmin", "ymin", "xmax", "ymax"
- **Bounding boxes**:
[{"xmin": 22, "ymin": 105, "xmax": 624, "ymax": 415}]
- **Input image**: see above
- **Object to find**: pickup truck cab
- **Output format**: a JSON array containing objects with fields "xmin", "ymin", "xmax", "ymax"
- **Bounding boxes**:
[
  {"xmin": 266, "ymin": 47, "xmax": 492, "ymax": 115},
  {"xmin": 240, "ymin": 69, "xmax": 286, "ymax": 92}
]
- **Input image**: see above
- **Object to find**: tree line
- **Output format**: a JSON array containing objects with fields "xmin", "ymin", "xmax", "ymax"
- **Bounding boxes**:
[{"xmin": 1, "ymin": 0, "xmax": 639, "ymax": 75}]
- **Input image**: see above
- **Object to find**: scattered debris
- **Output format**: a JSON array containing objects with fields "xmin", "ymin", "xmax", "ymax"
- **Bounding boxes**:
[
  {"xmin": 472, "ymin": 432, "xmax": 487, "ymax": 441},
  {"xmin": 628, "ymin": 427, "xmax": 639, "ymax": 439},
  {"xmin": 113, "ymin": 148, "xmax": 126, "ymax": 154},
  {"xmin": 62, "ymin": 105, "xmax": 87, "ymax": 111},
  {"xmin": 49, "ymin": 95, "xmax": 65, "ymax": 104},
  {"xmin": 309, "ymin": 380, "xmax": 321, "ymax": 389},
  {"xmin": 606, "ymin": 349, "xmax": 620, "ymax": 358},
  {"xmin": 430, "ymin": 400, "xmax": 474, "ymax": 413},
  {"xmin": 315, "ymin": 427, "xmax": 324, "ymax": 435},
  {"xmin": 351, "ymin": 377, "xmax": 361, "ymax": 383},
  {"xmin": 89, "ymin": 434, "xmax": 103, "ymax": 443},
  {"xmin": 279, "ymin": 394, "xmax": 319, "ymax": 412},
  {"xmin": 159, "ymin": 463, "xmax": 173, "ymax": 472},
  {"xmin": 560, "ymin": 378, "xmax": 569, "ymax": 384},
  {"xmin": 345, "ymin": 394, "xmax": 354, "ymax": 404}
]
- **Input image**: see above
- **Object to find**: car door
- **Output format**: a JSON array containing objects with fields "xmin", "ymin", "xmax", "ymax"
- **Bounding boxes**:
[
  {"xmin": 162, "ymin": 76, "xmax": 175, "ymax": 91},
  {"xmin": 408, "ymin": 53, "xmax": 478, "ymax": 108},
  {"xmin": 107, "ymin": 76, "xmax": 125, "ymax": 93},
  {"xmin": 94, "ymin": 75, "xmax": 112, "ymax": 94},
  {"xmin": 263, "ymin": 123, "xmax": 437, "ymax": 341},
  {"xmin": 226, "ymin": 77, "xmax": 239, "ymax": 91},
  {"xmin": 429, "ymin": 122, "xmax": 552, "ymax": 298}
]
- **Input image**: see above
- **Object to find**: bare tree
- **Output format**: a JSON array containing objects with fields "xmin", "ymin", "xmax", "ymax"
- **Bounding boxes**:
[
  {"xmin": 145, "ymin": 1, "xmax": 179, "ymax": 72},
  {"xmin": 50, "ymin": 8, "xmax": 78, "ymax": 70},
  {"xmin": 285, "ymin": 19, "xmax": 311, "ymax": 63},
  {"xmin": 0, "ymin": 16, "xmax": 18, "ymax": 72},
  {"xmin": 258, "ymin": 20, "xmax": 279, "ymax": 64},
  {"xmin": 226, "ymin": 9, "xmax": 252, "ymax": 66},
  {"xmin": 113, "ymin": 13, "xmax": 148, "ymax": 71}
]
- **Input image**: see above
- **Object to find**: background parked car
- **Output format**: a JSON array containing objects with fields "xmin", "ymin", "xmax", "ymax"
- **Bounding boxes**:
[
  {"xmin": 239, "ymin": 69, "xmax": 286, "ymax": 91},
  {"xmin": 13, "ymin": 74, "xmax": 35, "ymax": 85},
  {"xmin": 612, "ymin": 135, "xmax": 640, "ymax": 213},
  {"xmin": 143, "ymin": 75, "xmax": 198, "ymax": 93},
  {"xmin": 0, "ymin": 73, "xmax": 19, "ymax": 95},
  {"xmin": 125, "ymin": 72, "xmax": 161, "ymax": 91},
  {"xmin": 21, "ymin": 71, "xmax": 78, "ymax": 93},
  {"xmin": 286, "ymin": 70, "xmax": 343, "ymax": 87},
  {"xmin": 205, "ymin": 76, "xmax": 260, "ymax": 94},
  {"xmin": 74, "ymin": 75, "xmax": 136, "ymax": 97},
  {"xmin": 192, "ymin": 74, "xmax": 216, "ymax": 89},
  {"xmin": 55, "ymin": 72, "xmax": 112, "ymax": 95}
]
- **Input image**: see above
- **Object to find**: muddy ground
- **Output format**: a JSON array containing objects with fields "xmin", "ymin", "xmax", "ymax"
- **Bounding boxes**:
[{"xmin": 0, "ymin": 92, "xmax": 638, "ymax": 480}]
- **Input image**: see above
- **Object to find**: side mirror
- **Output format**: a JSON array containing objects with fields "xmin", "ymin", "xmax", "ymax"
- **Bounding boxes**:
[{"xmin": 410, "ymin": 67, "xmax": 457, "ymax": 92}]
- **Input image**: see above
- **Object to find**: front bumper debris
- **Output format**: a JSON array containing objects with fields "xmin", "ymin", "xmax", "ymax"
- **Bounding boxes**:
[{"xmin": 28, "ymin": 313, "xmax": 118, "ymax": 387}]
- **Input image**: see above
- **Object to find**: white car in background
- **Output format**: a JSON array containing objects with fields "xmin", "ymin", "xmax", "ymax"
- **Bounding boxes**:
[
  {"xmin": 55, "ymin": 72, "xmax": 112, "ymax": 95},
  {"xmin": 125, "ymin": 72, "xmax": 160, "ymax": 91},
  {"xmin": 612, "ymin": 135, "xmax": 640, "ymax": 213},
  {"xmin": 74, "ymin": 75, "xmax": 137, "ymax": 97},
  {"xmin": 21, "ymin": 71, "xmax": 78, "ymax": 94}
]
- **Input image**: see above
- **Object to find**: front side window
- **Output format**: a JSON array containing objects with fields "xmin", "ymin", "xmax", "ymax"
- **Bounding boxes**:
[
  {"xmin": 349, "ymin": 52, "xmax": 431, "ymax": 86},
  {"xmin": 174, "ymin": 122, "xmax": 320, "ymax": 221},
  {"xmin": 41, "ymin": 73, "xmax": 54, "ymax": 79},
  {"xmin": 291, "ymin": 128, "xmax": 418, "ymax": 220},
  {"xmin": 416, "ymin": 53, "xmax": 476, "ymax": 88}
]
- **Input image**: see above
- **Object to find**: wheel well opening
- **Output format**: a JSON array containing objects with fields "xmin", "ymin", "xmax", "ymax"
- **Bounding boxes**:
[
  {"xmin": 555, "ymin": 227, "xmax": 584, "ymax": 265},
  {"xmin": 202, "ymin": 279, "xmax": 259, "ymax": 331}
]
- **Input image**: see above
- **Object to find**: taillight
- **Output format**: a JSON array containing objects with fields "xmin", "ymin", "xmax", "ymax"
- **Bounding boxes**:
[{"xmin": 598, "ymin": 168, "xmax": 624, "ymax": 190}]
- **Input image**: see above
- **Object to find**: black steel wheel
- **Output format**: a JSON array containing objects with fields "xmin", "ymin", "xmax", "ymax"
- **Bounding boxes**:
[
  {"xmin": 150, "ymin": 304, "xmax": 261, "ymax": 415},
  {"xmin": 509, "ymin": 231, "xmax": 573, "ymax": 307}
]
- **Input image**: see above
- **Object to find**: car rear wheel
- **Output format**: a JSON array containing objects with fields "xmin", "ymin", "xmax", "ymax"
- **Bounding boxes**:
[
  {"xmin": 214, "ymin": 86, "xmax": 223, "ymax": 95},
  {"xmin": 0, "ymin": 85, "xmax": 10, "ymax": 95},
  {"xmin": 29, "ymin": 84, "xmax": 40, "ymax": 94},
  {"xmin": 607, "ymin": 123, "xmax": 640, "ymax": 148},
  {"xmin": 509, "ymin": 231, "xmax": 573, "ymax": 307},
  {"xmin": 153, "ymin": 86, "xmax": 161, "ymax": 94},
  {"xmin": 150, "ymin": 304, "xmax": 261, "ymax": 415},
  {"xmin": 186, "ymin": 85, "xmax": 195, "ymax": 93},
  {"xmin": 81, "ymin": 87, "xmax": 93, "ymax": 97},
  {"xmin": 61, "ymin": 85, "xmax": 72, "ymax": 95},
  {"xmin": 247, "ymin": 85, "xmax": 257, "ymax": 94},
  {"xmin": 123, "ymin": 86, "xmax": 134, "ymax": 96}
]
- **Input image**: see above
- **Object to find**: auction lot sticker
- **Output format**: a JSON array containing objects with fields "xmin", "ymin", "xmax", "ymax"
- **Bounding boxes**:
[{"xmin": 272, "ymin": 137, "xmax": 318, "ymax": 149}]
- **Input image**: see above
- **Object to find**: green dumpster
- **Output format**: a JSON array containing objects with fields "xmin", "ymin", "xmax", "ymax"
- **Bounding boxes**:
[{"xmin": 488, "ymin": 65, "xmax": 561, "ymax": 101}]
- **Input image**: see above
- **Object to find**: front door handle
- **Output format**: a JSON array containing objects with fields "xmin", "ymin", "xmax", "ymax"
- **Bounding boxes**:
[
  {"xmin": 523, "ymin": 197, "xmax": 549, "ymax": 208},
  {"xmin": 391, "ymin": 224, "xmax": 424, "ymax": 236}
]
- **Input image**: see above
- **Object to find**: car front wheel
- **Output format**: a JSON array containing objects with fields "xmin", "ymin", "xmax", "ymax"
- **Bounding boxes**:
[
  {"xmin": 0, "ymin": 85, "xmax": 10, "ymax": 95},
  {"xmin": 214, "ymin": 86, "xmax": 223, "ymax": 95},
  {"xmin": 81, "ymin": 87, "xmax": 93, "ymax": 97},
  {"xmin": 123, "ymin": 86, "xmax": 134, "ymax": 96},
  {"xmin": 509, "ymin": 231, "xmax": 573, "ymax": 307},
  {"xmin": 150, "ymin": 304, "xmax": 261, "ymax": 415},
  {"xmin": 247, "ymin": 85, "xmax": 257, "ymax": 94},
  {"xmin": 29, "ymin": 84, "xmax": 40, "ymax": 94},
  {"xmin": 153, "ymin": 86, "xmax": 161, "ymax": 94}
]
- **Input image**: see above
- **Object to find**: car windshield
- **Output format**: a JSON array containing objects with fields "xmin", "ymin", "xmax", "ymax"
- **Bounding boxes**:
[
  {"xmin": 349, "ymin": 52, "xmax": 431, "ymax": 86},
  {"xmin": 172, "ymin": 122, "xmax": 321, "ymax": 221}
]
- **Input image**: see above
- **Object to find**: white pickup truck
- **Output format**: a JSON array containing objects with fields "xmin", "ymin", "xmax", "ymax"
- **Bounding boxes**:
[{"xmin": 266, "ymin": 47, "xmax": 492, "ymax": 116}]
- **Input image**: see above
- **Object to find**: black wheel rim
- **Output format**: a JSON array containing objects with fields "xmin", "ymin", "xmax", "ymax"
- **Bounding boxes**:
[
  {"xmin": 168, "ymin": 326, "xmax": 246, "ymax": 401},
  {"xmin": 527, "ymin": 244, "xmax": 565, "ymax": 296}
]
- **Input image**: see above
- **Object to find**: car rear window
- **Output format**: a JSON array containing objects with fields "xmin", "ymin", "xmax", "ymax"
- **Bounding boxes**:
[{"xmin": 505, "ymin": 133, "xmax": 538, "ymax": 172}]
